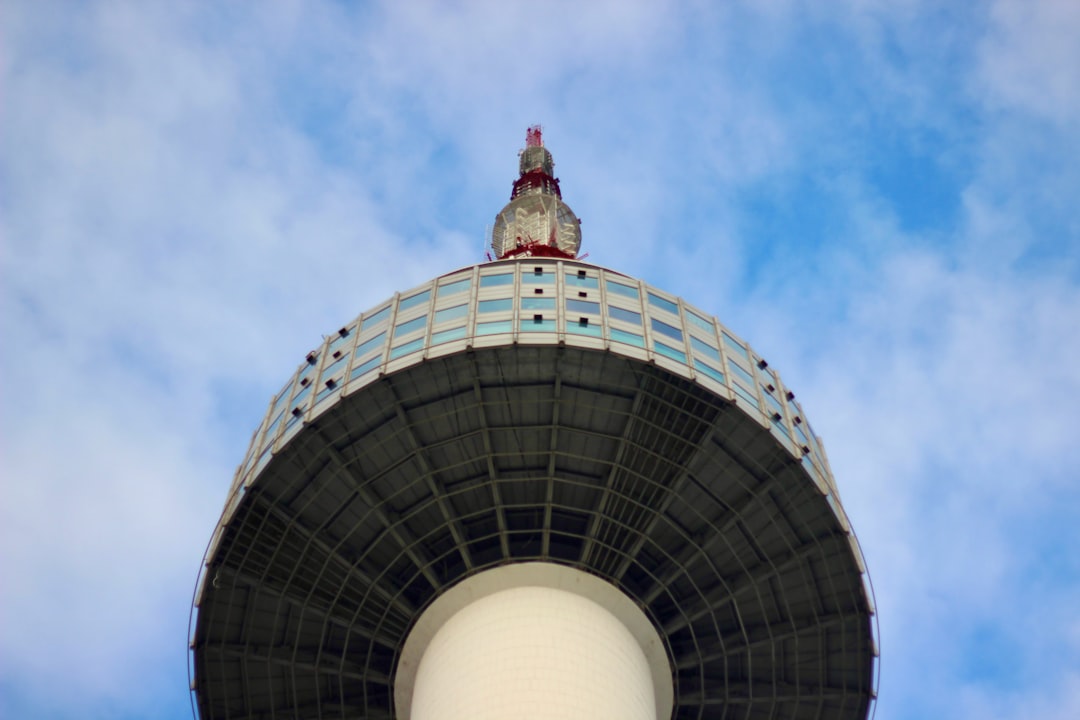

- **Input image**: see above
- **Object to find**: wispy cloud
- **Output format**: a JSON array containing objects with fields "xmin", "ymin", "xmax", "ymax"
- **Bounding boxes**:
[{"xmin": 2, "ymin": 1, "xmax": 1077, "ymax": 718}]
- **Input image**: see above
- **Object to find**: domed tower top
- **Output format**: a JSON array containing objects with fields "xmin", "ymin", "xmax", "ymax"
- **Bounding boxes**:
[{"xmin": 491, "ymin": 126, "xmax": 582, "ymax": 260}]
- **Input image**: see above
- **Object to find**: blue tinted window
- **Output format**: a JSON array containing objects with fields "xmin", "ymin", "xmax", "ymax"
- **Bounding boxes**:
[
  {"xmin": 327, "ymin": 329, "xmax": 353, "ymax": 356},
  {"xmin": 431, "ymin": 326, "xmax": 467, "ymax": 345},
  {"xmin": 654, "ymin": 341, "xmax": 687, "ymax": 363},
  {"xmin": 764, "ymin": 390, "xmax": 785, "ymax": 416},
  {"xmin": 568, "ymin": 320, "xmax": 602, "ymax": 337},
  {"xmin": 521, "ymin": 297, "xmax": 555, "ymax": 311},
  {"xmin": 291, "ymin": 384, "xmax": 312, "ymax": 408},
  {"xmin": 438, "ymin": 278, "xmax": 471, "ymax": 297},
  {"xmin": 390, "ymin": 337, "xmax": 424, "ymax": 359},
  {"xmin": 732, "ymin": 383, "xmax": 759, "ymax": 407},
  {"xmin": 434, "ymin": 304, "xmax": 468, "ymax": 324},
  {"xmin": 350, "ymin": 355, "xmax": 381, "ymax": 380},
  {"xmin": 399, "ymin": 289, "xmax": 431, "ymax": 312},
  {"xmin": 394, "ymin": 315, "xmax": 426, "ymax": 337},
  {"xmin": 690, "ymin": 335, "xmax": 721, "ymax": 361},
  {"xmin": 730, "ymin": 361, "xmax": 756, "ymax": 388},
  {"xmin": 696, "ymin": 362, "xmax": 725, "ymax": 384},
  {"xmin": 477, "ymin": 320, "xmax": 513, "ymax": 335},
  {"xmin": 722, "ymin": 331, "xmax": 750, "ymax": 361},
  {"xmin": 610, "ymin": 328, "xmax": 645, "ymax": 347},
  {"xmin": 609, "ymin": 306, "xmax": 641, "ymax": 324},
  {"xmin": 686, "ymin": 310, "xmax": 714, "ymax": 334},
  {"xmin": 479, "ymin": 298, "xmax": 512, "ymax": 313},
  {"xmin": 363, "ymin": 305, "xmax": 390, "ymax": 327},
  {"xmin": 567, "ymin": 299, "xmax": 600, "ymax": 314},
  {"xmin": 565, "ymin": 273, "xmax": 598, "ymax": 289},
  {"xmin": 354, "ymin": 331, "xmax": 385, "ymax": 358},
  {"xmin": 480, "ymin": 273, "xmax": 513, "ymax": 287},
  {"xmin": 522, "ymin": 270, "xmax": 554, "ymax": 284},
  {"xmin": 606, "ymin": 281, "xmax": 639, "ymax": 300},
  {"xmin": 652, "ymin": 318, "xmax": 683, "ymax": 342},
  {"xmin": 321, "ymin": 353, "xmax": 347, "ymax": 376},
  {"xmin": 648, "ymin": 292, "xmax": 678, "ymax": 315},
  {"xmin": 522, "ymin": 316, "xmax": 556, "ymax": 332}
]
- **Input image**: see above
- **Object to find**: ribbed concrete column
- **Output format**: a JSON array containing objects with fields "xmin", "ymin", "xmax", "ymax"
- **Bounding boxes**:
[{"xmin": 395, "ymin": 563, "xmax": 672, "ymax": 720}]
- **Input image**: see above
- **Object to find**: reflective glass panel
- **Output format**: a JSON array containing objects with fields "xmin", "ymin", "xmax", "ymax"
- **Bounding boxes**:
[
  {"xmin": 363, "ymin": 305, "xmax": 391, "ymax": 327},
  {"xmin": 690, "ymin": 335, "xmax": 721, "ymax": 361},
  {"xmin": 610, "ymin": 328, "xmax": 645, "ymax": 347},
  {"xmin": 606, "ymin": 281, "xmax": 639, "ymax": 300},
  {"xmin": 438, "ymin": 277, "xmax": 471, "ymax": 297},
  {"xmin": 652, "ymin": 318, "xmax": 683, "ymax": 342},
  {"xmin": 521, "ymin": 297, "xmax": 555, "ymax": 311},
  {"xmin": 434, "ymin": 304, "xmax": 468, "ymax": 324},
  {"xmin": 354, "ymin": 331, "xmax": 386, "ymax": 359},
  {"xmin": 479, "ymin": 298, "xmax": 512, "ymax": 313},
  {"xmin": 696, "ymin": 362, "xmax": 725, "ymax": 384},
  {"xmin": 399, "ymin": 289, "xmax": 431, "ymax": 312},
  {"xmin": 431, "ymin": 326, "xmax": 467, "ymax": 345},
  {"xmin": 608, "ymin": 306, "xmax": 641, "ymax": 324},
  {"xmin": 565, "ymin": 274, "xmax": 598, "ymax": 289},
  {"xmin": 648, "ymin": 292, "xmax": 678, "ymax": 315},
  {"xmin": 477, "ymin": 320, "xmax": 513, "ymax": 335},
  {"xmin": 686, "ymin": 310, "xmax": 714, "ymax": 334},
  {"xmin": 566, "ymin": 299, "xmax": 600, "ymax": 314},
  {"xmin": 394, "ymin": 315, "xmax": 426, "ymax": 337},
  {"xmin": 390, "ymin": 337, "xmax": 424, "ymax": 359},
  {"xmin": 480, "ymin": 273, "xmax": 514, "ymax": 287},
  {"xmin": 655, "ymin": 341, "xmax": 687, "ymax": 363}
]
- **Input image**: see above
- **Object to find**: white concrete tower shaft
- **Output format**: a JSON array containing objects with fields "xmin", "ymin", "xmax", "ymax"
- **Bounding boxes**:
[{"xmin": 396, "ymin": 564, "xmax": 673, "ymax": 720}]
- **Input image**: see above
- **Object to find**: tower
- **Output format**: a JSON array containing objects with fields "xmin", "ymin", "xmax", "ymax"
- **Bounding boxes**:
[{"xmin": 190, "ymin": 128, "xmax": 878, "ymax": 720}]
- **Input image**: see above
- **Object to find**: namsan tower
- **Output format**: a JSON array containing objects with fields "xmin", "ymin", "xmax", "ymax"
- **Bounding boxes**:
[{"xmin": 190, "ymin": 128, "xmax": 878, "ymax": 720}]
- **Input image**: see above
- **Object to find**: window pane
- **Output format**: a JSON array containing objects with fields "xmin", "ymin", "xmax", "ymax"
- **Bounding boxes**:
[
  {"xmin": 521, "ymin": 297, "xmax": 555, "ymax": 311},
  {"xmin": 390, "ymin": 337, "xmax": 424, "ymax": 359},
  {"xmin": 431, "ymin": 326, "xmax": 467, "ymax": 345},
  {"xmin": 606, "ymin": 281, "xmax": 639, "ymax": 300},
  {"xmin": 686, "ymin": 310, "xmax": 714, "ymax": 334},
  {"xmin": 363, "ymin": 305, "xmax": 390, "ymax": 327},
  {"xmin": 399, "ymin": 289, "xmax": 431, "ymax": 312},
  {"xmin": 729, "ymin": 360, "xmax": 756, "ymax": 387},
  {"xmin": 354, "ymin": 331, "xmax": 386, "ymax": 358},
  {"xmin": 654, "ymin": 341, "xmax": 687, "ymax": 363},
  {"xmin": 350, "ymin": 355, "xmax": 381, "ymax": 380},
  {"xmin": 732, "ymin": 382, "xmax": 759, "ymax": 407},
  {"xmin": 648, "ymin": 292, "xmax": 678, "ymax": 315},
  {"xmin": 438, "ymin": 277, "xmax": 471, "ymax": 297},
  {"xmin": 477, "ymin": 320, "xmax": 512, "ymax": 335},
  {"xmin": 609, "ymin": 306, "xmax": 641, "ymax": 324},
  {"xmin": 610, "ymin": 328, "xmax": 645, "ymax": 347},
  {"xmin": 696, "ymin": 362, "xmax": 725, "ymax": 384},
  {"xmin": 565, "ymin": 274, "xmax": 598, "ymax": 289},
  {"xmin": 479, "ymin": 298, "xmax": 512, "ymax": 313},
  {"xmin": 690, "ymin": 335, "xmax": 721, "ymax": 361},
  {"xmin": 566, "ymin": 298, "xmax": 600, "ymax": 314},
  {"xmin": 652, "ymin": 318, "xmax": 683, "ymax": 342},
  {"xmin": 434, "ymin": 304, "xmax": 468, "ymax": 324},
  {"xmin": 522, "ymin": 271, "xmax": 555, "ymax": 284},
  {"xmin": 522, "ymin": 317, "xmax": 556, "ymax": 332},
  {"xmin": 480, "ymin": 273, "xmax": 514, "ymax": 287},
  {"xmin": 394, "ymin": 315, "xmax": 426, "ymax": 337},
  {"xmin": 723, "ymin": 331, "xmax": 750, "ymax": 361},
  {"xmin": 568, "ymin": 320, "xmax": 602, "ymax": 337}
]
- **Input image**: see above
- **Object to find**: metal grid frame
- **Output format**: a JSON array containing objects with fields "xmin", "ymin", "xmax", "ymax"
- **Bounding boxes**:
[{"xmin": 190, "ymin": 262, "xmax": 878, "ymax": 720}]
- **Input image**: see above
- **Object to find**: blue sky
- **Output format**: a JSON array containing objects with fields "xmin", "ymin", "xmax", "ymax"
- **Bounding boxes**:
[{"xmin": 2, "ymin": 2, "xmax": 1078, "ymax": 718}]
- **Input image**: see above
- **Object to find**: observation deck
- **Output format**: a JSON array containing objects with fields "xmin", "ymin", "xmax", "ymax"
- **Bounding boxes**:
[{"xmin": 190, "ymin": 257, "xmax": 878, "ymax": 720}]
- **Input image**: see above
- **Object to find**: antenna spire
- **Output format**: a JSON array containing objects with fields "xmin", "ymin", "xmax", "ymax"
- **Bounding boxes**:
[{"xmin": 490, "ymin": 127, "xmax": 582, "ymax": 261}]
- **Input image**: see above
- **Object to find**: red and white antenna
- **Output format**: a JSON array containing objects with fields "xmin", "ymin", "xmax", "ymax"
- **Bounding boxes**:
[
  {"xmin": 489, "ymin": 127, "xmax": 582, "ymax": 261},
  {"xmin": 525, "ymin": 125, "xmax": 543, "ymax": 148}
]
